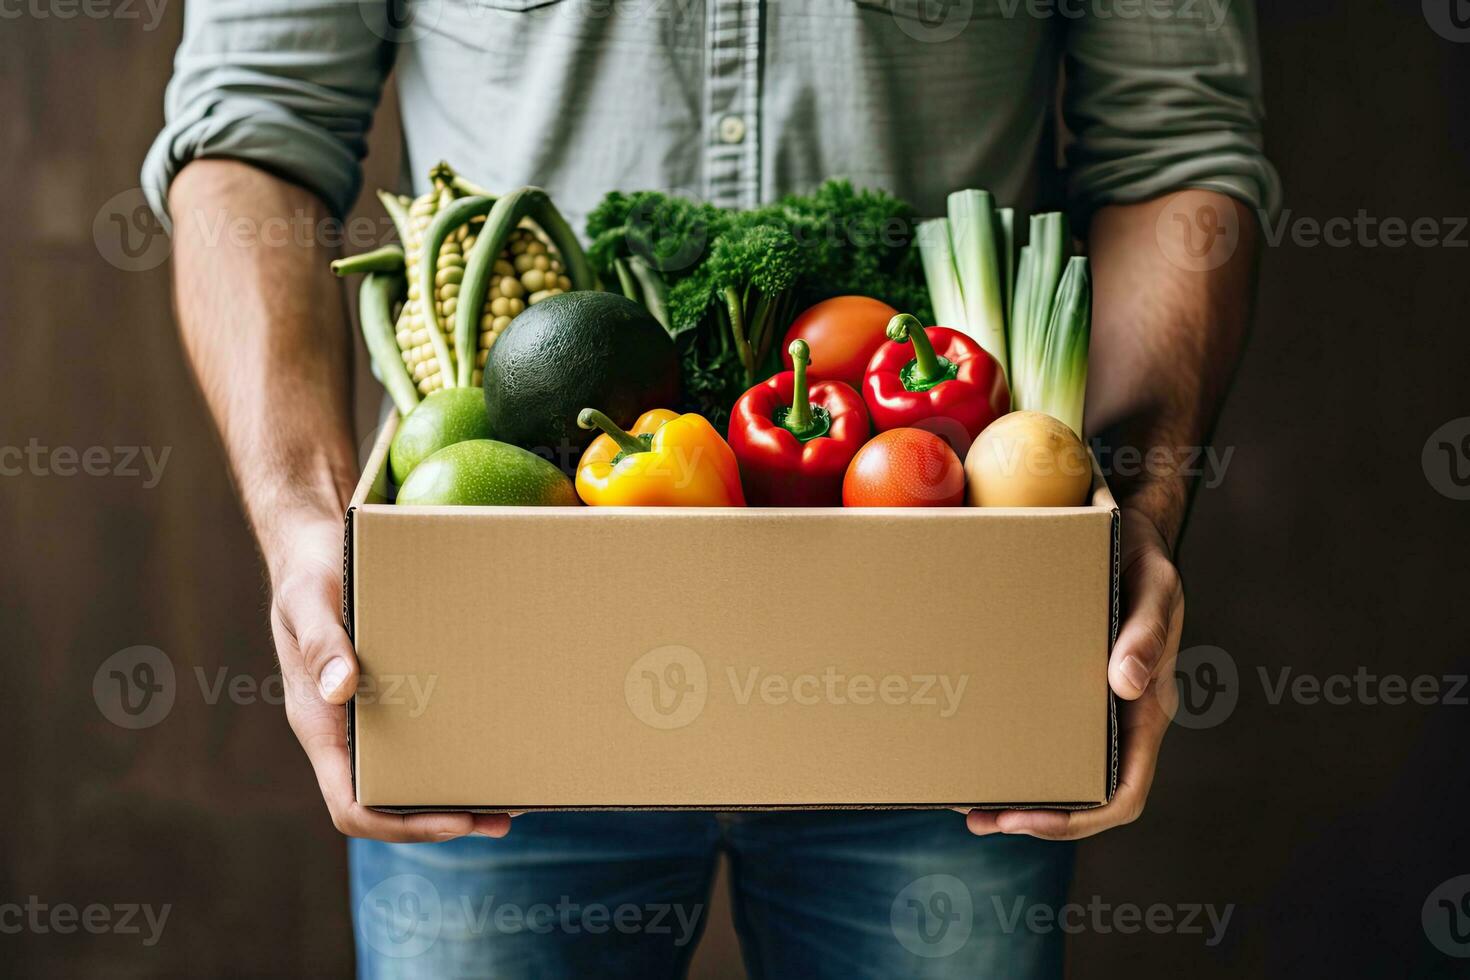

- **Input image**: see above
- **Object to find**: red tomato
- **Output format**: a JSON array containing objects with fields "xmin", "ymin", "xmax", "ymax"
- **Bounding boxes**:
[
  {"xmin": 782, "ymin": 296, "xmax": 898, "ymax": 390},
  {"xmin": 842, "ymin": 429, "xmax": 966, "ymax": 507}
]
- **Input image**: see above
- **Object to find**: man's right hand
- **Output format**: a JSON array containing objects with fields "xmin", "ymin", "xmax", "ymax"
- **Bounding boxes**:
[{"xmin": 268, "ymin": 518, "xmax": 512, "ymax": 842}]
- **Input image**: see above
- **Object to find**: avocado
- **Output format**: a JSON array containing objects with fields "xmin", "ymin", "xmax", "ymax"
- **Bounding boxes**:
[
  {"xmin": 482, "ymin": 291, "xmax": 679, "ymax": 471},
  {"xmin": 395, "ymin": 440, "xmax": 578, "ymax": 506},
  {"xmin": 389, "ymin": 388, "xmax": 493, "ymax": 486}
]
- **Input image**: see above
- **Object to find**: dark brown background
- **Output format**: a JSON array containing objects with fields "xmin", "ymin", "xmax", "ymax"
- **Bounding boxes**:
[{"xmin": 3, "ymin": 1, "xmax": 1468, "ymax": 976}]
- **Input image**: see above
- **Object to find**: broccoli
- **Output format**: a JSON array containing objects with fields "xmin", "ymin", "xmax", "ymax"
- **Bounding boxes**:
[{"xmin": 583, "ymin": 180, "xmax": 928, "ymax": 422}]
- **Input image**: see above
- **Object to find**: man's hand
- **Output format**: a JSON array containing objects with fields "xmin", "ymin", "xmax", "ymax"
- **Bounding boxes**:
[
  {"xmin": 169, "ymin": 160, "xmax": 510, "ymax": 842},
  {"xmin": 268, "ymin": 520, "xmax": 511, "ymax": 841},
  {"xmin": 962, "ymin": 190, "xmax": 1256, "ymax": 839},
  {"xmin": 963, "ymin": 508, "xmax": 1183, "ymax": 839}
]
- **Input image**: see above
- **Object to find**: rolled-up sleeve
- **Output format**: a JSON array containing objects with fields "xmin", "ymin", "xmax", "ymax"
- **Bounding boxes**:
[
  {"xmin": 1062, "ymin": 2, "xmax": 1281, "ymax": 218},
  {"xmin": 142, "ymin": 0, "xmax": 393, "ymax": 225}
]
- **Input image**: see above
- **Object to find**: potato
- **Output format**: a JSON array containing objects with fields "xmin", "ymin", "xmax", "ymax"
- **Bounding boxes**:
[{"xmin": 965, "ymin": 411, "xmax": 1092, "ymax": 507}]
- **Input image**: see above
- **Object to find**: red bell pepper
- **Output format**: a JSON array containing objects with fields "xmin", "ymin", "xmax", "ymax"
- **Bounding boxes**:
[
  {"xmin": 862, "ymin": 314, "xmax": 1009, "ymax": 455},
  {"xmin": 728, "ymin": 340, "xmax": 871, "ymax": 506}
]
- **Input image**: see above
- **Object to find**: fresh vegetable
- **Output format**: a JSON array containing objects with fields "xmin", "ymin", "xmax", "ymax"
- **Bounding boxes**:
[
  {"xmin": 728, "ymin": 340, "xmax": 871, "ymax": 507},
  {"xmin": 779, "ymin": 296, "xmax": 897, "ymax": 390},
  {"xmin": 481, "ymin": 291, "xmax": 680, "ymax": 469},
  {"xmin": 395, "ymin": 439, "xmax": 578, "ymax": 506},
  {"xmin": 842, "ymin": 428, "xmax": 965, "ymax": 507},
  {"xmin": 862, "ymin": 314, "xmax": 1009, "ymax": 456},
  {"xmin": 355, "ymin": 268, "xmax": 420, "ymax": 416},
  {"xmin": 918, "ymin": 195, "xmax": 1093, "ymax": 436},
  {"xmin": 965, "ymin": 411, "xmax": 1092, "ymax": 507},
  {"xmin": 389, "ymin": 387, "xmax": 493, "ymax": 486},
  {"xmin": 1030, "ymin": 257, "xmax": 1092, "ymax": 438},
  {"xmin": 575, "ymin": 408, "xmax": 746, "ymax": 507},
  {"xmin": 331, "ymin": 162, "xmax": 592, "ymax": 398},
  {"xmin": 585, "ymin": 180, "xmax": 928, "ymax": 424},
  {"xmin": 1008, "ymin": 212, "xmax": 1070, "ymax": 424}
]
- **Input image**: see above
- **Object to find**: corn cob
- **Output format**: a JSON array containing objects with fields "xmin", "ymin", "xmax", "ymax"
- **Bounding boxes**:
[
  {"xmin": 339, "ymin": 162, "xmax": 590, "ymax": 402},
  {"xmin": 384, "ymin": 166, "xmax": 574, "ymax": 394}
]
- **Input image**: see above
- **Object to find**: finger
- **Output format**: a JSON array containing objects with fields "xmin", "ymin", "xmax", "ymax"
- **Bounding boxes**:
[
  {"xmin": 274, "ymin": 572, "xmax": 359, "ymax": 704},
  {"xmin": 964, "ymin": 810, "xmax": 1002, "ymax": 836},
  {"xmin": 296, "ymin": 722, "xmax": 483, "ymax": 843},
  {"xmin": 1109, "ymin": 538, "xmax": 1184, "ymax": 701},
  {"xmin": 994, "ymin": 700, "xmax": 1168, "ymax": 841}
]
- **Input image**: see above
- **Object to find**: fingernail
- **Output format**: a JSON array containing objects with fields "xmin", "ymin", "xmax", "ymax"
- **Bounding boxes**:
[
  {"xmin": 319, "ymin": 658, "xmax": 350, "ymax": 699},
  {"xmin": 435, "ymin": 831, "xmax": 462, "ymax": 842},
  {"xmin": 1121, "ymin": 655, "xmax": 1150, "ymax": 693}
]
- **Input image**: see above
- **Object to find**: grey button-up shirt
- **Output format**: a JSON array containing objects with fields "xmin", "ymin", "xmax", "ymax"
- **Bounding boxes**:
[{"xmin": 144, "ymin": 0, "xmax": 1279, "ymax": 233}]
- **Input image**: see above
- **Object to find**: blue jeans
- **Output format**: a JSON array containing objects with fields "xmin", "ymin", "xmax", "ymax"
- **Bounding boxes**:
[{"xmin": 351, "ymin": 811, "xmax": 1074, "ymax": 979}]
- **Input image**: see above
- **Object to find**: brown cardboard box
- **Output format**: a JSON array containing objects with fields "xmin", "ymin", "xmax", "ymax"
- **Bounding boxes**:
[{"xmin": 345, "ymin": 417, "xmax": 1119, "ymax": 812}]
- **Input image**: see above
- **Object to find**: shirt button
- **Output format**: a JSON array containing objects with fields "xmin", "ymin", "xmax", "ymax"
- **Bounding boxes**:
[{"xmin": 718, "ymin": 115, "xmax": 747, "ymax": 145}]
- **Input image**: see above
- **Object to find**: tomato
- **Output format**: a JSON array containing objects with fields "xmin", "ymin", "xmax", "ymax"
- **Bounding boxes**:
[
  {"xmin": 842, "ymin": 428, "xmax": 966, "ymax": 507},
  {"xmin": 782, "ymin": 296, "xmax": 898, "ymax": 390}
]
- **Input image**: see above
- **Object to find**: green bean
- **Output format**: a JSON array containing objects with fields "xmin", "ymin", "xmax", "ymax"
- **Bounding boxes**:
[
  {"xmin": 331, "ymin": 244, "xmax": 405, "ymax": 278},
  {"xmin": 359, "ymin": 272, "xmax": 420, "ymax": 416}
]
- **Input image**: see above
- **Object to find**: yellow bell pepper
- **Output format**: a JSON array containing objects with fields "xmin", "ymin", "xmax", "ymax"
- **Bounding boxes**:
[{"xmin": 575, "ymin": 408, "xmax": 746, "ymax": 507}]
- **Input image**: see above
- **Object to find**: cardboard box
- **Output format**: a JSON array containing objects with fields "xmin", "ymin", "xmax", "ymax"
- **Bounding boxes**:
[{"xmin": 345, "ymin": 416, "xmax": 1119, "ymax": 812}]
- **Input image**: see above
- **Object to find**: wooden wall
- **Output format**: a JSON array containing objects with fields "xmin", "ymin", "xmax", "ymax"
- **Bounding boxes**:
[{"xmin": 2, "ymin": 1, "xmax": 1467, "ymax": 976}]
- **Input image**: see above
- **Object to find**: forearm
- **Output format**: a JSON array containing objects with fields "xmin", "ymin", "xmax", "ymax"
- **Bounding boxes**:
[
  {"xmin": 1085, "ymin": 190, "xmax": 1259, "ymax": 547},
  {"xmin": 168, "ymin": 160, "xmax": 358, "ymax": 580}
]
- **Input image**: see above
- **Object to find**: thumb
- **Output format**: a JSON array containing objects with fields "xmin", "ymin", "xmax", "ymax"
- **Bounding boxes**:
[
  {"xmin": 1109, "ymin": 515, "xmax": 1184, "ymax": 700},
  {"xmin": 272, "ymin": 570, "xmax": 360, "ymax": 705}
]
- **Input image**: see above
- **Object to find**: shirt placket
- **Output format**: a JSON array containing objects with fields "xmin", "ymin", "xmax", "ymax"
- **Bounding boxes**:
[{"xmin": 702, "ymin": 0, "xmax": 761, "ymax": 210}]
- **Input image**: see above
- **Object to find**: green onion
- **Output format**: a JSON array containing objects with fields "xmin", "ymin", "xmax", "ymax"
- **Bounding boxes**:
[
  {"xmin": 1033, "ymin": 256, "xmax": 1092, "ymax": 438},
  {"xmin": 945, "ymin": 190, "xmax": 1009, "ymax": 380}
]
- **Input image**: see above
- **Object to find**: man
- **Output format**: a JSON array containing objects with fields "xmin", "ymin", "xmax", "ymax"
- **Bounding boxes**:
[{"xmin": 145, "ymin": 2, "xmax": 1275, "ymax": 976}]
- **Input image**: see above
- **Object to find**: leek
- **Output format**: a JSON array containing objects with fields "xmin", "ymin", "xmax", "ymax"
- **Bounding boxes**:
[
  {"xmin": 945, "ymin": 190, "xmax": 1009, "ymax": 379},
  {"xmin": 916, "ymin": 218, "xmax": 965, "ymax": 328},
  {"xmin": 1034, "ymin": 256, "xmax": 1092, "ymax": 438}
]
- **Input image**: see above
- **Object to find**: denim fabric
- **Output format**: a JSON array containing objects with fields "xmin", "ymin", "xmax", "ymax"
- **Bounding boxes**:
[{"xmin": 351, "ymin": 809, "xmax": 1074, "ymax": 979}]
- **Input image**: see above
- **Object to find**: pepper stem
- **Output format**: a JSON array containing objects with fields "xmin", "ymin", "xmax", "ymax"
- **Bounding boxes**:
[
  {"xmin": 577, "ymin": 408, "xmax": 647, "ymax": 457},
  {"xmin": 784, "ymin": 340, "xmax": 816, "ymax": 434},
  {"xmin": 886, "ymin": 314, "xmax": 947, "ymax": 386}
]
